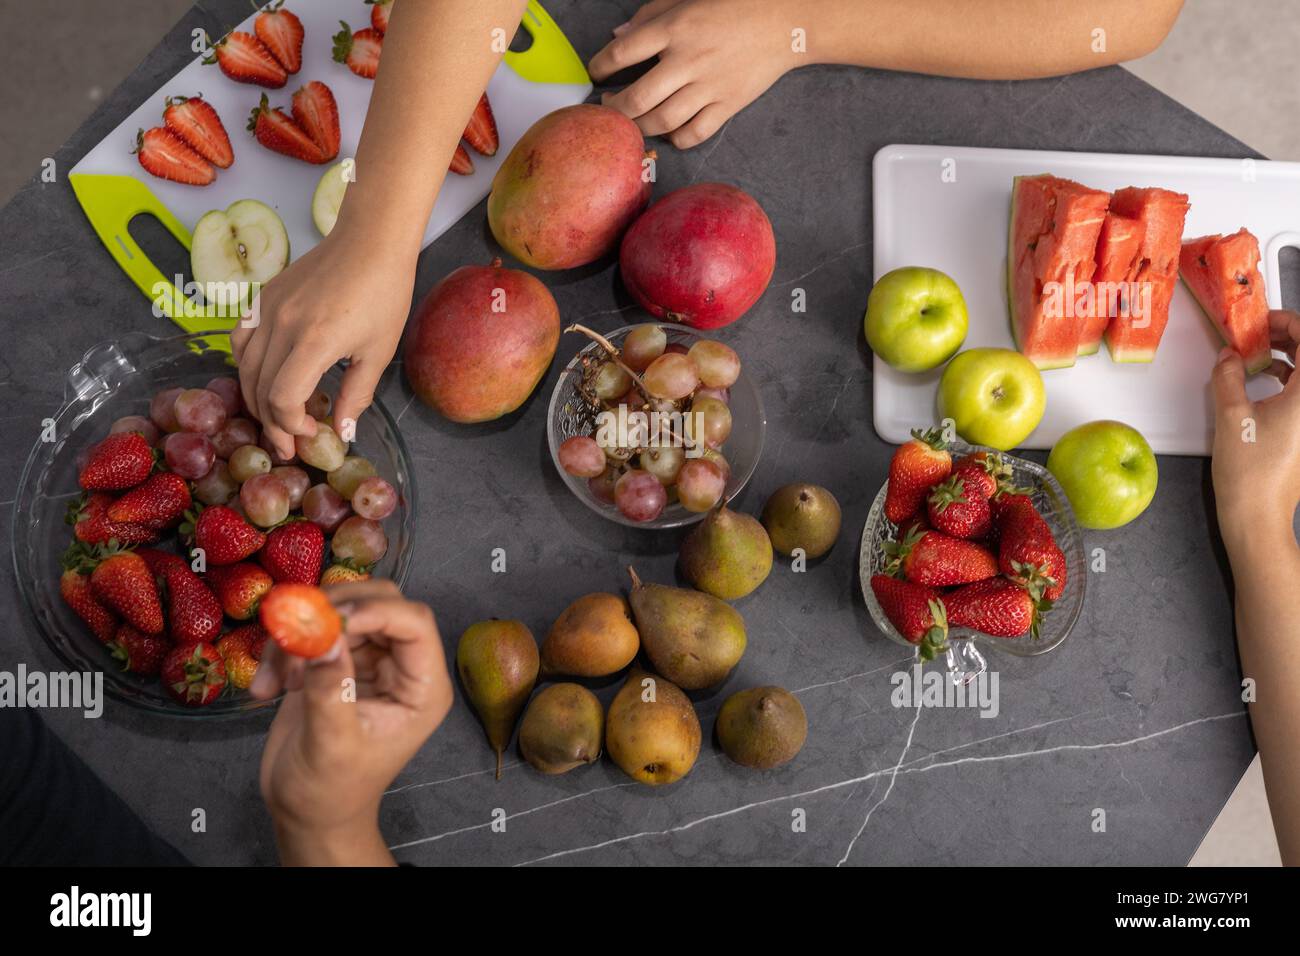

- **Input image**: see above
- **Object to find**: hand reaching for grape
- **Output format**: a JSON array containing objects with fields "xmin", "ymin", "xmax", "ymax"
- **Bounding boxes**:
[
  {"xmin": 589, "ymin": 0, "xmax": 799, "ymax": 148},
  {"xmin": 231, "ymin": 224, "xmax": 416, "ymax": 461}
]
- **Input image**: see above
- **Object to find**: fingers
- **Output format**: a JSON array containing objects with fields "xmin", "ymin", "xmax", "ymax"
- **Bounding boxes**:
[
  {"xmin": 1268, "ymin": 309, "xmax": 1300, "ymax": 361},
  {"xmin": 340, "ymin": 592, "xmax": 449, "ymax": 713},
  {"xmin": 1264, "ymin": 358, "xmax": 1293, "ymax": 387},
  {"xmin": 254, "ymin": 332, "xmax": 298, "ymax": 461},
  {"xmin": 669, "ymin": 101, "xmax": 729, "ymax": 150},
  {"xmin": 600, "ymin": 59, "xmax": 687, "ymax": 120},
  {"xmin": 588, "ymin": 21, "xmax": 670, "ymax": 82},
  {"xmin": 333, "ymin": 354, "xmax": 383, "ymax": 443},
  {"xmin": 299, "ymin": 637, "xmax": 360, "ymax": 747},
  {"xmin": 626, "ymin": 84, "xmax": 708, "ymax": 137},
  {"xmin": 249, "ymin": 640, "xmax": 306, "ymax": 699},
  {"xmin": 236, "ymin": 322, "xmax": 271, "ymax": 424},
  {"xmin": 617, "ymin": 0, "xmax": 683, "ymax": 33},
  {"xmin": 266, "ymin": 344, "xmax": 328, "ymax": 442},
  {"xmin": 230, "ymin": 296, "xmax": 259, "ymax": 363},
  {"xmin": 1211, "ymin": 348, "xmax": 1253, "ymax": 428}
]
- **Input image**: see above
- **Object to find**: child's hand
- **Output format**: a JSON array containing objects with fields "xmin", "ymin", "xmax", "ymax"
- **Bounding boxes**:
[
  {"xmin": 1211, "ymin": 309, "xmax": 1300, "ymax": 546},
  {"xmin": 251, "ymin": 580, "xmax": 453, "ymax": 866},
  {"xmin": 230, "ymin": 224, "xmax": 416, "ymax": 460},
  {"xmin": 589, "ymin": 0, "xmax": 798, "ymax": 148}
]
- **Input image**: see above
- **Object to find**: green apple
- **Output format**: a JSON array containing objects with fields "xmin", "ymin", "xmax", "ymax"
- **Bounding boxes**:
[
  {"xmin": 937, "ymin": 347, "xmax": 1045, "ymax": 450},
  {"xmin": 865, "ymin": 266, "xmax": 968, "ymax": 372},
  {"xmin": 312, "ymin": 159, "xmax": 353, "ymax": 237},
  {"xmin": 190, "ymin": 199, "xmax": 289, "ymax": 314},
  {"xmin": 1047, "ymin": 420, "xmax": 1158, "ymax": 530}
]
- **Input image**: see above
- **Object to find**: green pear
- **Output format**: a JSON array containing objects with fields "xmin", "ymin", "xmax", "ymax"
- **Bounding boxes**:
[
  {"xmin": 715, "ymin": 686, "xmax": 807, "ymax": 769},
  {"xmin": 679, "ymin": 501, "xmax": 773, "ymax": 600},
  {"xmin": 627, "ymin": 567, "xmax": 746, "ymax": 689},
  {"xmin": 605, "ymin": 667, "xmax": 701, "ymax": 786},
  {"xmin": 518, "ymin": 683, "xmax": 604, "ymax": 774},
  {"xmin": 760, "ymin": 483, "xmax": 842, "ymax": 558},
  {"xmin": 456, "ymin": 619, "xmax": 539, "ymax": 779}
]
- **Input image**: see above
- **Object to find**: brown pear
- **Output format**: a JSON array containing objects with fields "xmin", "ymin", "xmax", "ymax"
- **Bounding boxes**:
[
  {"xmin": 715, "ymin": 686, "xmax": 807, "ymax": 769},
  {"xmin": 518, "ymin": 683, "xmax": 604, "ymax": 774},
  {"xmin": 679, "ymin": 501, "xmax": 773, "ymax": 600},
  {"xmin": 627, "ymin": 567, "xmax": 746, "ymax": 689},
  {"xmin": 456, "ymin": 619, "xmax": 539, "ymax": 779},
  {"xmin": 605, "ymin": 668, "xmax": 701, "ymax": 786},
  {"xmin": 540, "ymin": 592, "xmax": 640, "ymax": 677},
  {"xmin": 761, "ymin": 483, "xmax": 841, "ymax": 558}
]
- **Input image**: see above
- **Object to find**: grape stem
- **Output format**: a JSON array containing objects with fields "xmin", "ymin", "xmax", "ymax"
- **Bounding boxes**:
[{"xmin": 565, "ymin": 323, "xmax": 651, "ymax": 398}]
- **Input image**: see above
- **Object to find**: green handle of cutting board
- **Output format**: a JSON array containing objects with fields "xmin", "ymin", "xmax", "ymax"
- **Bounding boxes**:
[
  {"xmin": 506, "ymin": 0, "xmax": 590, "ymax": 85},
  {"xmin": 68, "ymin": 172, "xmax": 236, "ymax": 353}
]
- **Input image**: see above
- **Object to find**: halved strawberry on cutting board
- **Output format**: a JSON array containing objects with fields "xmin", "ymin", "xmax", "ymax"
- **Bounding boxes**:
[
  {"xmin": 1102, "ymin": 187, "xmax": 1190, "ymax": 364},
  {"xmin": 450, "ymin": 143, "xmax": 474, "ymax": 176},
  {"xmin": 248, "ymin": 94, "xmax": 328, "ymax": 164},
  {"xmin": 292, "ymin": 81, "xmax": 341, "ymax": 162},
  {"xmin": 254, "ymin": 1, "xmax": 304, "ymax": 75},
  {"xmin": 1078, "ymin": 208, "xmax": 1142, "ymax": 356},
  {"xmin": 1180, "ymin": 228, "xmax": 1273, "ymax": 374},
  {"xmin": 162, "ymin": 95, "xmax": 233, "ymax": 169},
  {"xmin": 463, "ymin": 93, "xmax": 499, "ymax": 157},
  {"xmin": 368, "ymin": 0, "xmax": 393, "ymax": 34},
  {"xmin": 333, "ymin": 21, "xmax": 382, "ymax": 79},
  {"xmin": 205, "ymin": 31, "xmax": 288, "ymax": 89},
  {"xmin": 1007, "ymin": 174, "xmax": 1110, "ymax": 369},
  {"xmin": 134, "ymin": 127, "xmax": 215, "ymax": 187}
]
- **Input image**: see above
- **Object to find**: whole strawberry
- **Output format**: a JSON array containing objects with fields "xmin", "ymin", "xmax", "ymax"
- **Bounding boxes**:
[
  {"xmin": 996, "ymin": 497, "xmax": 1066, "ymax": 602},
  {"xmin": 189, "ymin": 505, "xmax": 265, "ymax": 565},
  {"xmin": 107, "ymin": 471, "xmax": 191, "ymax": 529},
  {"xmin": 161, "ymin": 641, "xmax": 228, "ymax": 706},
  {"xmin": 320, "ymin": 561, "xmax": 371, "ymax": 586},
  {"xmin": 883, "ymin": 526, "xmax": 997, "ymax": 587},
  {"xmin": 870, "ymin": 574, "xmax": 948, "ymax": 661},
  {"xmin": 260, "ymin": 520, "xmax": 324, "ymax": 584},
  {"xmin": 88, "ymin": 549, "xmax": 165, "ymax": 635},
  {"xmin": 951, "ymin": 452, "xmax": 1010, "ymax": 499},
  {"xmin": 67, "ymin": 493, "xmax": 160, "ymax": 546},
  {"xmin": 159, "ymin": 561, "xmax": 223, "ymax": 644},
  {"xmin": 885, "ymin": 428, "xmax": 951, "ymax": 524},
  {"xmin": 79, "ymin": 432, "xmax": 154, "ymax": 490},
  {"xmin": 945, "ymin": 576, "xmax": 1046, "ymax": 639},
  {"xmin": 217, "ymin": 624, "xmax": 268, "ymax": 689},
  {"xmin": 110, "ymin": 623, "xmax": 170, "ymax": 675},
  {"xmin": 207, "ymin": 562, "xmax": 273, "ymax": 620},
  {"xmin": 926, "ymin": 476, "xmax": 992, "ymax": 539},
  {"xmin": 59, "ymin": 567, "xmax": 118, "ymax": 643}
]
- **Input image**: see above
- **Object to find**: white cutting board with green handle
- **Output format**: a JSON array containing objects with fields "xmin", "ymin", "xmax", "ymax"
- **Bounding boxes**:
[
  {"xmin": 69, "ymin": 0, "xmax": 590, "ymax": 344},
  {"xmin": 872, "ymin": 144, "xmax": 1291, "ymax": 457}
]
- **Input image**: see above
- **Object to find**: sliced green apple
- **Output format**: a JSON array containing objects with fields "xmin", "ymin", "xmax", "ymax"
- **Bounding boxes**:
[
  {"xmin": 312, "ymin": 159, "xmax": 354, "ymax": 237},
  {"xmin": 190, "ymin": 199, "xmax": 289, "ymax": 313}
]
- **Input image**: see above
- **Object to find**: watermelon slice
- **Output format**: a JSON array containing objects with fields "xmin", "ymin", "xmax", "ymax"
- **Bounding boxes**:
[
  {"xmin": 1008, "ymin": 175, "xmax": 1109, "ymax": 369},
  {"xmin": 1079, "ymin": 209, "xmax": 1143, "ymax": 356},
  {"xmin": 1179, "ymin": 229, "xmax": 1273, "ymax": 374},
  {"xmin": 1101, "ymin": 187, "xmax": 1190, "ymax": 363}
]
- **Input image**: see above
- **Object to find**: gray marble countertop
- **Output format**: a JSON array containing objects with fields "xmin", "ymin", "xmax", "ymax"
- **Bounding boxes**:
[{"xmin": 1, "ymin": 0, "xmax": 1268, "ymax": 865}]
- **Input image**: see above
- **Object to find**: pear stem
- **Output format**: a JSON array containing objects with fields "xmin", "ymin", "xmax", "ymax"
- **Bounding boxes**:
[
  {"xmin": 495, "ymin": 749, "xmax": 502, "ymax": 781},
  {"xmin": 628, "ymin": 566, "xmax": 642, "ymax": 590}
]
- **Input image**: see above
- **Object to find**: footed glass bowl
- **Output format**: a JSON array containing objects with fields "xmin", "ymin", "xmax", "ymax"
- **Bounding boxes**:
[
  {"xmin": 11, "ymin": 331, "xmax": 417, "ymax": 717},
  {"xmin": 859, "ymin": 440, "xmax": 1086, "ymax": 683},
  {"xmin": 546, "ymin": 323, "xmax": 765, "ymax": 529}
]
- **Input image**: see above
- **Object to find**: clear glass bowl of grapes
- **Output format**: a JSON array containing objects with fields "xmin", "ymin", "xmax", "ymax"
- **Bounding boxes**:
[
  {"xmin": 12, "ymin": 330, "xmax": 418, "ymax": 717},
  {"xmin": 547, "ymin": 322, "xmax": 765, "ymax": 529}
]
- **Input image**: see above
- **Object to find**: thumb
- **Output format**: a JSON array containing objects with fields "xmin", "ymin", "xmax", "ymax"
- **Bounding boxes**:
[
  {"xmin": 300, "ymin": 638, "xmax": 360, "ymax": 751},
  {"xmin": 1212, "ymin": 347, "xmax": 1253, "ymax": 430},
  {"xmin": 333, "ymin": 357, "xmax": 382, "ymax": 444}
]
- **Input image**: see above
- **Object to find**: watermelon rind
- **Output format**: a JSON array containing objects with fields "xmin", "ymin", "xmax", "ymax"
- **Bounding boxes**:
[{"xmin": 1180, "ymin": 270, "xmax": 1272, "ymax": 375}]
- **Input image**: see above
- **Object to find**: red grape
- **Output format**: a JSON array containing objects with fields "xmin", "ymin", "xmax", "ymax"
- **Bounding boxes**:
[
  {"xmin": 676, "ymin": 459, "xmax": 726, "ymax": 512},
  {"xmin": 163, "ymin": 432, "xmax": 215, "ymax": 479},
  {"xmin": 591, "ymin": 360, "xmax": 631, "ymax": 401},
  {"xmin": 643, "ymin": 353, "xmax": 699, "ymax": 400},
  {"xmin": 687, "ymin": 340, "xmax": 741, "ymax": 388},
  {"xmin": 558, "ymin": 435, "xmax": 606, "ymax": 478},
  {"xmin": 694, "ymin": 385, "xmax": 730, "ymax": 404},
  {"xmin": 352, "ymin": 476, "xmax": 397, "ymax": 520},
  {"xmin": 332, "ymin": 516, "xmax": 388, "ymax": 564},
  {"xmin": 622, "ymin": 324, "xmax": 667, "ymax": 372},
  {"xmin": 110, "ymin": 414, "xmax": 160, "ymax": 445},
  {"xmin": 150, "ymin": 387, "xmax": 184, "ymax": 433},
  {"xmin": 174, "ymin": 388, "xmax": 228, "ymax": 435},
  {"xmin": 588, "ymin": 468, "xmax": 619, "ymax": 504},
  {"xmin": 240, "ymin": 473, "xmax": 290, "ymax": 528},
  {"xmin": 271, "ymin": 466, "xmax": 310, "ymax": 509},
  {"xmin": 193, "ymin": 460, "xmax": 237, "ymax": 505},
  {"xmin": 205, "ymin": 376, "xmax": 242, "ymax": 417},
  {"xmin": 615, "ymin": 469, "xmax": 667, "ymax": 522},
  {"xmin": 327, "ymin": 456, "xmax": 376, "ymax": 499},
  {"xmin": 212, "ymin": 417, "xmax": 259, "ymax": 458},
  {"xmin": 302, "ymin": 483, "xmax": 350, "ymax": 532},
  {"xmin": 686, "ymin": 396, "xmax": 732, "ymax": 449}
]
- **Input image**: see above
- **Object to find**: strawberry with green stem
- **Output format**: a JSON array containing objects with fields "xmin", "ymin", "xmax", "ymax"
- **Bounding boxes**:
[
  {"xmin": 206, "ymin": 562, "xmax": 273, "ymax": 620},
  {"xmin": 67, "ymin": 493, "xmax": 160, "ymax": 546},
  {"xmin": 926, "ymin": 475, "xmax": 992, "ymax": 539},
  {"xmin": 107, "ymin": 471, "xmax": 191, "ymax": 529},
  {"xmin": 186, "ymin": 504, "xmax": 265, "ymax": 565},
  {"xmin": 162, "ymin": 641, "xmax": 227, "ymax": 707},
  {"xmin": 945, "ymin": 576, "xmax": 1050, "ymax": 639},
  {"xmin": 218, "ymin": 624, "xmax": 267, "ymax": 690},
  {"xmin": 78, "ymin": 431, "xmax": 155, "ymax": 491},
  {"xmin": 884, "ymin": 427, "xmax": 951, "ymax": 525},
  {"xmin": 204, "ymin": 31, "xmax": 287, "ymax": 88},
  {"xmin": 870, "ymin": 574, "xmax": 948, "ymax": 662},
  {"xmin": 950, "ymin": 451, "xmax": 1011, "ymax": 500},
  {"xmin": 332, "ymin": 21, "xmax": 382, "ymax": 79},
  {"xmin": 80, "ymin": 546, "xmax": 165, "ymax": 636},
  {"xmin": 882, "ymin": 525, "xmax": 997, "ymax": 587},
  {"xmin": 259, "ymin": 519, "xmax": 324, "ymax": 585},
  {"xmin": 110, "ymin": 623, "xmax": 170, "ymax": 676},
  {"xmin": 162, "ymin": 95, "xmax": 233, "ymax": 169},
  {"xmin": 59, "ymin": 566, "xmax": 118, "ymax": 644}
]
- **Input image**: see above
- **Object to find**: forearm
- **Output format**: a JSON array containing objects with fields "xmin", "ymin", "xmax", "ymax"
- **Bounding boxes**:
[
  {"xmin": 336, "ymin": 0, "xmax": 528, "ymax": 259},
  {"xmin": 793, "ymin": 0, "xmax": 1182, "ymax": 79},
  {"xmin": 1224, "ymin": 525, "xmax": 1300, "ymax": 865}
]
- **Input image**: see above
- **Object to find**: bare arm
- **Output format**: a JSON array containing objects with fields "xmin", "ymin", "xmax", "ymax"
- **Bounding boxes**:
[
  {"xmin": 233, "ymin": 0, "xmax": 529, "ymax": 459},
  {"xmin": 1212, "ymin": 311, "xmax": 1300, "ymax": 864},
  {"xmin": 592, "ymin": 0, "xmax": 1183, "ymax": 148}
]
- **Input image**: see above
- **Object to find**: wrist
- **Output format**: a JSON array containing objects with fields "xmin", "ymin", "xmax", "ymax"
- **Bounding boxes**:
[
  {"xmin": 273, "ymin": 809, "xmax": 395, "ymax": 867},
  {"xmin": 1218, "ymin": 503, "xmax": 1299, "ymax": 564}
]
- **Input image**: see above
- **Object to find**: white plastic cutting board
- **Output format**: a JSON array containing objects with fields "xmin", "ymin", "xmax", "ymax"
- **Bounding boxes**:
[
  {"xmin": 69, "ymin": 1, "xmax": 590, "ymax": 319},
  {"xmin": 872, "ymin": 144, "xmax": 1293, "ymax": 457}
]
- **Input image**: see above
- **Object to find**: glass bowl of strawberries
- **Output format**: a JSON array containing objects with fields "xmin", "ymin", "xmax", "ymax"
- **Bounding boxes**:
[
  {"xmin": 11, "ymin": 330, "xmax": 417, "ymax": 717},
  {"xmin": 859, "ymin": 429, "xmax": 1086, "ymax": 683}
]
